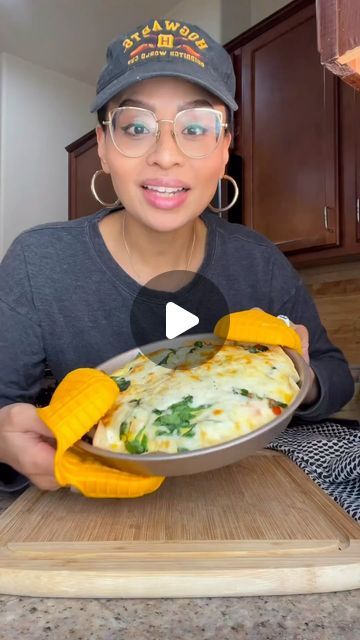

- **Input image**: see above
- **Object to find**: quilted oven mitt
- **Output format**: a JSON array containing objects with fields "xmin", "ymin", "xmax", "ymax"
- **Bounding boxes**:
[
  {"xmin": 36, "ymin": 368, "xmax": 165, "ymax": 498},
  {"xmin": 214, "ymin": 309, "xmax": 302, "ymax": 354}
]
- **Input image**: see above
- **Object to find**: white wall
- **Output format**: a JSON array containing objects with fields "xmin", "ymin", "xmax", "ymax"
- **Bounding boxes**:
[
  {"xmin": 165, "ymin": 0, "xmax": 290, "ymax": 42},
  {"xmin": 251, "ymin": 0, "xmax": 290, "ymax": 25},
  {"xmin": 165, "ymin": 0, "xmax": 223, "ymax": 42},
  {"xmin": 0, "ymin": 53, "xmax": 95, "ymax": 258},
  {"xmin": 222, "ymin": 0, "xmax": 251, "ymax": 43}
]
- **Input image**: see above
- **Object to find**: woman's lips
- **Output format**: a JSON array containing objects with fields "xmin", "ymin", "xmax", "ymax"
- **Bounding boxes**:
[{"xmin": 141, "ymin": 183, "xmax": 190, "ymax": 210}]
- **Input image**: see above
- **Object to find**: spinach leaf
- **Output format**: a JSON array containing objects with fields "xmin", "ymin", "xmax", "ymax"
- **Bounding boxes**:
[
  {"xmin": 153, "ymin": 395, "xmax": 210, "ymax": 437},
  {"xmin": 245, "ymin": 344, "xmax": 269, "ymax": 354},
  {"xmin": 232, "ymin": 387, "xmax": 288, "ymax": 410},
  {"xmin": 119, "ymin": 421, "xmax": 129, "ymax": 439},
  {"xmin": 188, "ymin": 340, "xmax": 204, "ymax": 354},
  {"xmin": 232, "ymin": 387, "xmax": 253, "ymax": 397},
  {"xmin": 268, "ymin": 398, "xmax": 288, "ymax": 409},
  {"xmin": 182, "ymin": 425, "xmax": 197, "ymax": 438},
  {"xmin": 158, "ymin": 348, "xmax": 177, "ymax": 366},
  {"xmin": 111, "ymin": 376, "xmax": 131, "ymax": 392},
  {"xmin": 125, "ymin": 427, "xmax": 148, "ymax": 454},
  {"xmin": 129, "ymin": 398, "xmax": 141, "ymax": 406}
]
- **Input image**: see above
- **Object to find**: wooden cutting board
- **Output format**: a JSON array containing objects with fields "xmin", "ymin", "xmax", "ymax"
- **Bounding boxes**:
[{"xmin": 0, "ymin": 451, "xmax": 359, "ymax": 598}]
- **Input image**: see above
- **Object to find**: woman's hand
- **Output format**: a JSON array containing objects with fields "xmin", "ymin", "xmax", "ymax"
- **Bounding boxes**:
[
  {"xmin": 252, "ymin": 309, "xmax": 319, "ymax": 407},
  {"xmin": 286, "ymin": 320, "xmax": 319, "ymax": 406},
  {"xmin": 0, "ymin": 403, "xmax": 60, "ymax": 491},
  {"xmin": 290, "ymin": 321, "xmax": 310, "ymax": 364}
]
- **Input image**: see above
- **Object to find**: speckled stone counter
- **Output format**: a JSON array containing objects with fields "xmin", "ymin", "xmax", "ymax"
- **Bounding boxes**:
[
  {"xmin": 1, "ymin": 591, "xmax": 359, "ymax": 640},
  {"xmin": 1, "ymin": 492, "xmax": 359, "ymax": 640}
]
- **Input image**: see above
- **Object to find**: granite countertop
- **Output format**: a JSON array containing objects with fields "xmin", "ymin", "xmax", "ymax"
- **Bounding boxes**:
[
  {"xmin": 1, "ymin": 586, "xmax": 359, "ymax": 640},
  {"xmin": 1, "ymin": 492, "xmax": 359, "ymax": 640}
]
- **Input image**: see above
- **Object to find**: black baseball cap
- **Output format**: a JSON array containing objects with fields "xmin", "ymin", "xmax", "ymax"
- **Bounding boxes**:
[{"xmin": 90, "ymin": 18, "xmax": 238, "ymax": 113}]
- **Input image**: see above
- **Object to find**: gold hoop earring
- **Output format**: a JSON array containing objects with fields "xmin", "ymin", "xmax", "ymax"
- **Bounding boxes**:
[
  {"xmin": 90, "ymin": 170, "xmax": 121, "ymax": 208},
  {"xmin": 208, "ymin": 175, "xmax": 239, "ymax": 216}
]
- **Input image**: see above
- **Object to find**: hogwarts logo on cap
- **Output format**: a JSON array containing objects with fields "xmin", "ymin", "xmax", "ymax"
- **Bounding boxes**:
[
  {"xmin": 90, "ymin": 17, "xmax": 238, "ymax": 113},
  {"xmin": 123, "ymin": 19, "xmax": 208, "ymax": 69}
]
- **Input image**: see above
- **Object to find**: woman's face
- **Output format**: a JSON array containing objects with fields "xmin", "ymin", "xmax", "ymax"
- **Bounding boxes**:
[{"xmin": 96, "ymin": 77, "xmax": 231, "ymax": 232}]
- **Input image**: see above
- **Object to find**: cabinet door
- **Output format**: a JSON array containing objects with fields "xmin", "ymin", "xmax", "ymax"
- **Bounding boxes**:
[
  {"xmin": 289, "ymin": 75, "xmax": 360, "ymax": 266},
  {"xmin": 356, "ymin": 92, "xmax": 360, "ymax": 244},
  {"xmin": 66, "ymin": 130, "xmax": 118, "ymax": 220},
  {"xmin": 241, "ymin": 5, "xmax": 339, "ymax": 253}
]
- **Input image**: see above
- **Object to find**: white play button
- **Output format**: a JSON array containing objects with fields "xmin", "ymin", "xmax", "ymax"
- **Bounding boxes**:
[
  {"xmin": 130, "ymin": 270, "xmax": 230, "ymax": 368},
  {"xmin": 166, "ymin": 302, "xmax": 199, "ymax": 340}
]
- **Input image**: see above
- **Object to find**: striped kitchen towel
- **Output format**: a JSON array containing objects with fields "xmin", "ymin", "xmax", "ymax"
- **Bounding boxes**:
[{"xmin": 267, "ymin": 419, "xmax": 360, "ymax": 522}]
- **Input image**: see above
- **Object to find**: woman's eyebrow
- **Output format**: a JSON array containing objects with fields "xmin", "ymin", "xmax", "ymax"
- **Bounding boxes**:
[
  {"xmin": 178, "ymin": 98, "xmax": 215, "ymax": 110},
  {"xmin": 116, "ymin": 98, "xmax": 215, "ymax": 111},
  {"xmin": 117, "ymin": 98, "xmax": 153, "ymax": 109}
]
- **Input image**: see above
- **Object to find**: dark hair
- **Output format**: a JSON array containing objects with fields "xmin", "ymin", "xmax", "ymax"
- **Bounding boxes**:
[{"xmin": 97, "ymin": 104, "xmax": 108, "ymax": 131}]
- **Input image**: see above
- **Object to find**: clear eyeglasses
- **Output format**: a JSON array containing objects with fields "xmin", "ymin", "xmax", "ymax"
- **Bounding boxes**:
[{"xmin": 102, "ymin": 106, "xmax": 228, "ymax": 159}]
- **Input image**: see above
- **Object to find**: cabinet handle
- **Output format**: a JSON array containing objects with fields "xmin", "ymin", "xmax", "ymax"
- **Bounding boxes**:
[
  {"xmin": 357, "ymin": 198, "xmax": 360, "ymax": 224},
  {"xmin": 323, "ymin": 206, "xmax": 334, "ymax": 233}
]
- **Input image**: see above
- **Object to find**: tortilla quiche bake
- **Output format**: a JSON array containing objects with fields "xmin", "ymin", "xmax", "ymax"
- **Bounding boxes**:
[{"xmin": 93, "ymin": 340, "xmax": 300, "ymax": 455}]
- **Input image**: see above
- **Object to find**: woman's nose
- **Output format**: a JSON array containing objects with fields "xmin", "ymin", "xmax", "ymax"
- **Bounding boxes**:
[{"xmin": 146, "ymin": 122, "xmax": 185, "ymax": 168}]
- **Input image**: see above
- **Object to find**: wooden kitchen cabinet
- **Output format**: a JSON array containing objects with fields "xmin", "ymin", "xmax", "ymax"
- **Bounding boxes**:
[
  {"xmin": 66, "ymin": 129, "xmax": 117, "ymax": 220},
  {"xmin": 228, "ymin": 3, "xmax": 340, "ymax": 257},
  {"xmin": 226, "ymin": 0, "xmax": 360, "ymax": 267},
  {"xmin": 286, "ymin": 60, "xmax": 360, "ymax": 266},
  {"xmin": 355, "ymin": 92, "xmax": 360, "ymax": 244},
  {"xmin": 316, "ymin": 0, "xmax": 360, "ymax": 90}
]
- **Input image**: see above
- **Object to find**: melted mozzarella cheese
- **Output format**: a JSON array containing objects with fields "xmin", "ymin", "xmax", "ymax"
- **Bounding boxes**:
[{"xmin": 93, "ymin": 340, "xmax": 300, "ymax": 455}]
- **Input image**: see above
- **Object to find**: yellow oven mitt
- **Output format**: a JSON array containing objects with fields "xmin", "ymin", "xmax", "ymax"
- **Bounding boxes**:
[
  {"xmin": 214, "ymin": 309, "xmax": 302, "ymax": 354},
  {"xmin": 36, "ymin": 368, "xmax": 165, "ymax": 498}
]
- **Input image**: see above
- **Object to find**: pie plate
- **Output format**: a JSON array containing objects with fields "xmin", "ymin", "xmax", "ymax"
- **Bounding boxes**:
[{"xmin": 76, "ymin": 334, "xmax": 311, "ymax": 477}]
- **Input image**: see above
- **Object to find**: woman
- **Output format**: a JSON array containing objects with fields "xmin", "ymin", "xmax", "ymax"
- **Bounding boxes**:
[{"xmin": 0, "ymin": 18, "xmax": 354, "ymax": 491}]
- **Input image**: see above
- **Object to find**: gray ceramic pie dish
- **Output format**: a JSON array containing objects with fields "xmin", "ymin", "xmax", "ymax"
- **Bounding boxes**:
[{"xmin": 76, "ymin": 333, "xmax": 311, "ymax": 477}]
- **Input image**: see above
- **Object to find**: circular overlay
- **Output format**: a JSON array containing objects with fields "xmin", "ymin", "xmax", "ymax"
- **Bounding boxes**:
[{"xmin": 130, "ymin": 270, "xmax": 230, "ymax": 370}]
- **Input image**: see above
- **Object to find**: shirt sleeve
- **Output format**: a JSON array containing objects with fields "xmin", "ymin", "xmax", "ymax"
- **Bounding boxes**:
[
  {"xmin": 0, "ymin": 298, "xmax": 46, "ymax": 408},
  {"xmin": 0, "ymin": 463, "xmax": 29, "ymax": 493},
  {"xmin": 0, "ymin": 236, "xmax": 47, "ymax": 490},
  {"xmin": 0, "ymin": 235, "xmax": 46, "ymax": 408},
  {"xmin": 269, "ymin": 252, "xmax": 354, "ymax": 420}
]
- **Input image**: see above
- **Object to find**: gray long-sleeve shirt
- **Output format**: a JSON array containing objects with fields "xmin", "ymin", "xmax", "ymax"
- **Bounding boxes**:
[{"xmin": 0, "ymin": 208, "xmax": 354, "ymax": 419}]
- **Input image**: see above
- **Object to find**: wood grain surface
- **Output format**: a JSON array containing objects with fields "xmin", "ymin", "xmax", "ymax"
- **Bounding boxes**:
[
  {"xmin": 300, "ymin": 261, "xmax": 360, "ymax": 364},
  {"xmin": 0, "ymin": 452, "xmax": 359, "ymax": 598},
  {"xmin": 300, "ymin": 261, "xmax": 360, "ymax": 419}
]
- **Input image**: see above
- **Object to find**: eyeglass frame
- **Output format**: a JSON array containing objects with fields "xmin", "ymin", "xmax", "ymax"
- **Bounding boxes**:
[{"xmin": 102, "ymin": 106, "xmax": 229, "ymax": 159}]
